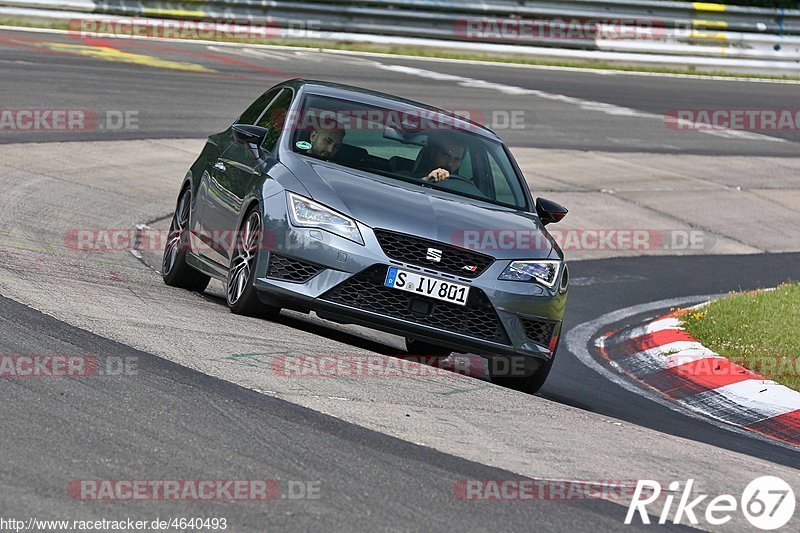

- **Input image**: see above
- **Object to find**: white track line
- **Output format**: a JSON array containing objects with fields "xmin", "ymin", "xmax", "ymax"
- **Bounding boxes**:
[
  {"xmin": 566, "ymin": 294, "xmax": 800, "ymax": 451},
  {"xmin": 694, "ymin": 379, "xmax": 800, "ymax": 421},
  {"xmin": 378, "ymin": 64, "xmax": 787, "ymax": 143}
]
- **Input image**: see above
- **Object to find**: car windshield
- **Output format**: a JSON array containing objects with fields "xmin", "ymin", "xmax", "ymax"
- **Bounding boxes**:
[{"xmin": 289, "ymin": 94, "xmax": 529, "ymax": 210}]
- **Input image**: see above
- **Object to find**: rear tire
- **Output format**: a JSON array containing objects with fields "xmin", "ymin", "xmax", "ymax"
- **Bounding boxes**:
[
  {"xmin": 226, "ymin": 207, "xmax": 281, "ymax": 319},
  {"xmin": 162, "ymin": 187, "xmax": 211, "ymax": 292}
]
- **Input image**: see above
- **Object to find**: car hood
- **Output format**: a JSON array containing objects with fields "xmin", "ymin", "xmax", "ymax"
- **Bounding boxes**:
[{"xmin": 283, "ymin": 157, "xmax": 558, "ymax": 260}]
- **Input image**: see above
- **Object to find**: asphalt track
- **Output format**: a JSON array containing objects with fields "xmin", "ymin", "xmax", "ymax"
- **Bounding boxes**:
[
  {"xmin": 1, "ymin": 27, "xmax": 799, "ymax": 531},
  {"xmin": 1, "ymin": 28, "xmax": 798, "ymax": 152},
  {"xmin": 1, "ymin": 294, "xmax": 658, "ymax": 531}
]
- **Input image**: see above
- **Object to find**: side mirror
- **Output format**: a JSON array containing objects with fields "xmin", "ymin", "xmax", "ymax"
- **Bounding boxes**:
[
  {"xmin": 536, "ymin": 197, "xmax": 568, "ymax": 226},
  {"xmin": 232, "ymin": 123, "xmax": 269, "ymax": 146}
]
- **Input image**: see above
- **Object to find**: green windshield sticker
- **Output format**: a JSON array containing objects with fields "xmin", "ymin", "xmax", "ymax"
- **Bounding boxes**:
[{"xmin": 296, "ymin": 141, "xmax": 312, "ymax": 150}]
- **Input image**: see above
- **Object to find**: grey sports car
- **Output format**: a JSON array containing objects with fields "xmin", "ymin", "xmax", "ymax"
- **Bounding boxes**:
[{"xmin": 162, "ymin": 79, "xmax": 569, "ymax": 393}]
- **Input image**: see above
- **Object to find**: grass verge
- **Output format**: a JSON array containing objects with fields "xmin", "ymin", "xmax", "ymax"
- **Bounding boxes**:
[
  {"xmin": 1, "ymin": 18, "xmax": 799, "ymax": 81},
  {"xmin": 682, "ymin": 283, "xmax": 800, "ymax": 391}
]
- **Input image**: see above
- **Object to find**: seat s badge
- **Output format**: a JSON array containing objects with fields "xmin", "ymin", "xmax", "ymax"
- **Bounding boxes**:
[{"xmin": 426, "ymin": 248, "xmax": 443, "ymax": 263}]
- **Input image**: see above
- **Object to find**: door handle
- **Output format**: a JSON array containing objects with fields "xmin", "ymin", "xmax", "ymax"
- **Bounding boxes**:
[{"xmin": 213, "ymin": 161, "xmax": 227, "ymax": 172}]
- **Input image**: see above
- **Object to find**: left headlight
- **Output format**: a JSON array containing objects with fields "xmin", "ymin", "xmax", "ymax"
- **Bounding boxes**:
[
  {"xmin": 499, "ymin": 260, "xmax": 561, "ymax": 288},
  {"xmin": 287, "ymin": 192, "xmax": 364, "ymax": 245}
]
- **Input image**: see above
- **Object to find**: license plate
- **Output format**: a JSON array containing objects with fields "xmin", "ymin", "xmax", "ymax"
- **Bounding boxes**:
[{"xmin": 384, "ymin": 267, "xmax": 470, "ymax": 306}]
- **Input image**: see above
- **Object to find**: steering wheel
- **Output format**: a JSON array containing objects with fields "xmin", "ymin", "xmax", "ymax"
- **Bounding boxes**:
[
  {"xmin": 435, "ymin": 174, "xmax": 488, "ymax": 198},
  {"xmin": 423, "ymin": 173, "xmax": 470, "ymax": 184},
  {"xmin": 442, "ymin": 174, "xmax": 472, "ymax": 184}
]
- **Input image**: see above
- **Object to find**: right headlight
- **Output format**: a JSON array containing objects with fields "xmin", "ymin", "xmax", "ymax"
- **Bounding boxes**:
[
  {"xmin": 499, "ymin": 260, "xmax": 561, "ymax": 288},
  {"xmin": 287, "ymin": 192, "xmax": 364, "ymax": 245}
]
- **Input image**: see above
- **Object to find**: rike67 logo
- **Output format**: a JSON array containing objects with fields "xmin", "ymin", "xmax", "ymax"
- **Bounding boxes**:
[{"xmin": 626, "ymin": 476, "xmax": 796, "ymax": 530}]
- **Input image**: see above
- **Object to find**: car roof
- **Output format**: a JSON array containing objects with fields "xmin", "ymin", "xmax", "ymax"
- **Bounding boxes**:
[{"xmin": 280, "ymin": 78, "xmax": 501, "ymax": 141}]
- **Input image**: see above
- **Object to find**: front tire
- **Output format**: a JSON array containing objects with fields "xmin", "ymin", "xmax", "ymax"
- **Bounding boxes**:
[
  {"xmin": 489, "ymin": 339, "xmax": 559, "ymax": 395},
  {"xmin": 405, "ymin": 338, "xmax": 452, "ymax": 357},
  {"xmin": 226, "ymin": 207, "xmax": 281, "ymax": 319},
  {"xmin": 162, "ymin": 187, "xmax": 211, "ymax": 292}
]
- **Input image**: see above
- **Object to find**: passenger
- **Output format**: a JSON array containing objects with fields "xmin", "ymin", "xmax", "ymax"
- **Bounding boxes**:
[
  {"xmin": 306, "ymin": 123, "xmax": 345, "ymax": 161},
  {"xmin": 413, "ymin": 133, "xmax": 466, "ymax": 183}
]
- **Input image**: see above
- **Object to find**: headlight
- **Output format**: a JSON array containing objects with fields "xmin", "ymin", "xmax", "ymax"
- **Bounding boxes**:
[
  {"xmin": 287, "ymin": 192, "xmax": 364, "ymax": 245},
  {"xmin": 499, "ymin": 260, "xmax": 561, "ymax": 288}
]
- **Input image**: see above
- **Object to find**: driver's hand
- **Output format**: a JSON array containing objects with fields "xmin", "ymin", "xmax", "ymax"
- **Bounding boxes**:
[{"xmin": 422, "ymin": 168, "xmax": 450, "ymax": 182}]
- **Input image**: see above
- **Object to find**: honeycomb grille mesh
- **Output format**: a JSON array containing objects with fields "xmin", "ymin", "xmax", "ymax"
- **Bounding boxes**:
[
  {"xmin": 519, "ymin": 317, "xmax": 557, "ymax": 348},
  {"xmin": 373, "ymin": 229, "xmax": 494, "ymax": 278},
  {"xmin": 321, "ymin": 265, "xmax": 509, "ymax": 344},
  {"xmin": 267, "ymin": 254, "xmax": 325, "ymax": 283}
]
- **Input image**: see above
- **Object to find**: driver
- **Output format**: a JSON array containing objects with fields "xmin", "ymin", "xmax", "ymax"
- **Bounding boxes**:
[{"xmin": 415, "ymin": 133, "xmax": 466, "ymax": 183}]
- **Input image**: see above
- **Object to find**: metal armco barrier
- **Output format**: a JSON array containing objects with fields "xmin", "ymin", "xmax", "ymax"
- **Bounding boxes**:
[{"xmin": 0, "ymin": 0, "xmax": 798, "ymax": 71}]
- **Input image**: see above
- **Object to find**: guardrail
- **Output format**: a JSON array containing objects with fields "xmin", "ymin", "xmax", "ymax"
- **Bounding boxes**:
[{"xmin": 0, "ymin": 0, "xmax": 798, "ymax": 71}]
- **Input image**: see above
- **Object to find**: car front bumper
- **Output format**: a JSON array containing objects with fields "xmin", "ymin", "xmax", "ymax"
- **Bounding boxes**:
[{"xmin": 254, "ymin": 194, "xmax": 567, "ymax": 361}]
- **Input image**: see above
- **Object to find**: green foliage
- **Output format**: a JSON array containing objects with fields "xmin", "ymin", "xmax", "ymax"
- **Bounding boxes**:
[{"xmin": 683, "ymin": 284, "xmax": 800, "ymax": 391}]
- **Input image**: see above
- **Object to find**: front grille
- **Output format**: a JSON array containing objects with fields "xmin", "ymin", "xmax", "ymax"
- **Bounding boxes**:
[
  {"xmin": 321, "ymin": 265, "xmax": 509, "ymax": 344},
  {"xmin": 519, "ymin": 317, "xmax": 558, "ymax": 348},
  {"xmin": 373, "ymin": 229, "xmax": 494, "ymax": 279},
  {"xmin": 267, "ymin": 253, "xmax": 325, "ymax": 283}
]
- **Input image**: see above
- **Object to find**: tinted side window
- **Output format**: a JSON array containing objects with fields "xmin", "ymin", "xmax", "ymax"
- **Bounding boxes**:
[
  {"xmin": 457, "ymin": 149, "xmax": 473, "ymax": 179},
  {"xmin": 487, "ymin": 150, "xmax": 526, "ymax": 208},
  {"xmin": 238, "ymin": 88, "xmax": 280, "ymax": 125},
  {"xmin": 257, "ymin": 89, "xmax": 293, "ymax": 153}
]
